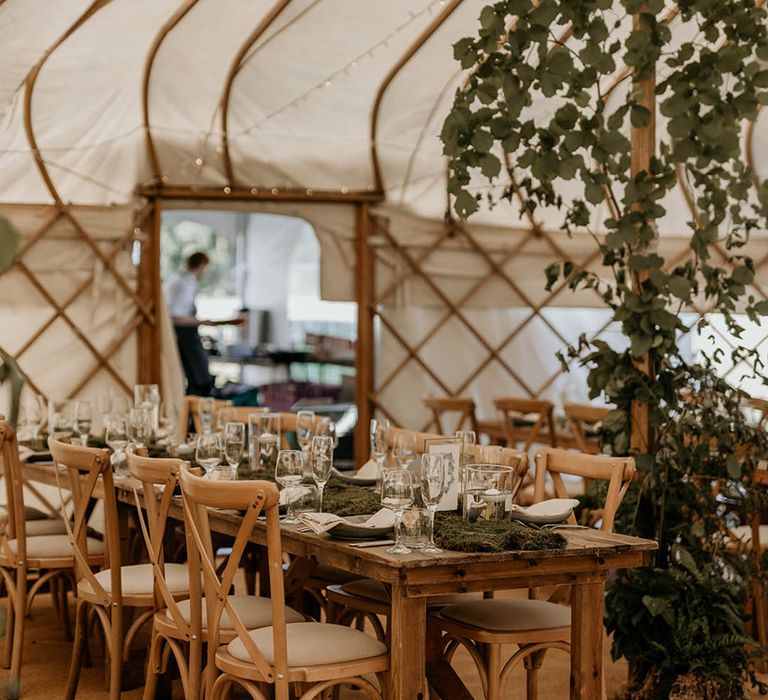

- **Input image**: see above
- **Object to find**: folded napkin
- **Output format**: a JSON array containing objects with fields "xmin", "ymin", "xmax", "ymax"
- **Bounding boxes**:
[
  {"xmin": 298, "ymin": 508, "xmax": 395, "ymax": 535},
  {"xmin": 331, "ymin": 458, "xmax": 379, "ymax": 480},
  {"xmin": 509, "ymin": 498, "xmax": 580, "ymax": 516}
]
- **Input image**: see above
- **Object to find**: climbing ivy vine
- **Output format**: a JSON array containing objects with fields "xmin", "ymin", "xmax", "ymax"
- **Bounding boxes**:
[{"xmin": 442, "ymin": 0, "xmax": 768, "ymax": 696}]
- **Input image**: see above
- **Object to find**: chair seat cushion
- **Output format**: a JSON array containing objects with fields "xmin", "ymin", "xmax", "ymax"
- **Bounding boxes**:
[
  {"xmin": 78, "ymin": 563, "xmax": 189, "ymax": 597},
  {"xmin": 5, "ymin": 534, "xmax": 104, "ymax": 559},
  {"xmin": 168, "ymin": 595, "xmax": 304, "ymax": 630},
  {"xmin": 310, "ymin": 565, "xmax": 360, "ymax": 585},
  {"xmin": 227, "ymin": 622, "xmax": 387, "ymax": 666},
  {"xmin": 341, "ymin": 579, "xmax": 479, "ymax": 607},
  {"xmin": 731, "ymin": 524, "xmax": 768, "ymax": 548},
  {"xmin": 440, "ymin": 599, "xmax": 571, "ymax": 632},
  {"xmin": 24, "ymin": 519, "xmax": 68, "ymax": 537}
]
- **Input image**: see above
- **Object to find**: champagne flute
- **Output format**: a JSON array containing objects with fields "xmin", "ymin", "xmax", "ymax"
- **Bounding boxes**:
[
  {"xmin": 105, "ymin": 414, "xmax": 129, "ymax": 479},
  {"xmin": 296, "ymin": 410, "xmax": 315, "ymax": 456},
  {"xmin": 196, "ymin": 434, "xmax": 223, "ymax": 477},
  {"xmin": 381, "ymin": 469, "xmax": 414, "ymax": 555},
  {"xmin": 198, "ymin": 397, "xmax": 215, "ymax": 434},
  {"xmin": 370, "ymin": 418, "xmax": 390, "ymax": 482},
  {"xmin": 310, "ymin": 435, "xmax": 334, "ymax": 513},
  {"xmin": 420, "ymin": 453, "xmax": 448, "ymax": 554},
  {"xmin": 129, "ymin": 406, "xmax": 152, "ymax": 448},
  {"xmin": 275, "ymin": 450, "xmax": 304, "ymax": 524},
  {"xmin": 223, "ymin": 422, "xmax": 246, "ymax": 475},
  {"xmin": 74, "ymin": 401, "xmax": 93, "ymax": 447},
  {"xmin": 393, "ymin": 432, "xmax": 417, "ymax": 470}
]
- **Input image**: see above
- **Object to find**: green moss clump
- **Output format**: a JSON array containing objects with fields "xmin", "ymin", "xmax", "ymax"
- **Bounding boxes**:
[
  {"xmin": 434, "ymin": 512, "xmax": 566, "ymax": 553},
  {"xmin": 323, "ymin": 482, "xmax": 382, "ymax": 516}
]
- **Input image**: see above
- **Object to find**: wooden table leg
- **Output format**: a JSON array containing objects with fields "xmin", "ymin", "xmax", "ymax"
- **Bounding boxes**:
[
  {"xmin": 570, "ymin": 578, "xmax": 605, "ymax": 700},
  {"xmin": 425, "ymin": 616, "xmax": 473, "ymax": 700},
  {"xmin": 389, "ymin": 583, "xmax": 427, "ymax": 699}
]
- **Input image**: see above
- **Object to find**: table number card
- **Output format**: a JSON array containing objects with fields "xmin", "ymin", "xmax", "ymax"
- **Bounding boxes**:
[{"xmin": 425, "ymin": 437, "xmax": 462, "ymax": 511}]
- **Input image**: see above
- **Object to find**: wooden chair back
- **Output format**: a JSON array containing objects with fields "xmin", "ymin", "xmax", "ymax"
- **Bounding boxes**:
[
  {"xmin": 422, "ymin": 396, "xmax": 478, "ymax": 435},
  {"xmin": 494, "ymin": 397, "xmax": 557, "ymax": 452},
  {"xmin": 126, "ymin": 448, "xmax": 194, "ymax": 627},
  {"xmin": 385, "ymin": 426, "xmax": 444, "ymax": 454},
  {"xmin": 216, "ymin": 405, "xmax": 269, "ymax": 431},
  {"xmin": 464, "ymin": 443, "xmax": 529, "ymax": 502},
  {"xmin": 533, "ymin": 448, "xmax": 635, "ymax": 532},
  {"xmin": 563, "ymin": 403, "xmax": 609, "ymax": 455},
  {"xmin": 0, "ymin": 420, "xmax": 27, "ymax": 552},
  {"xmin": 179, "ymin": 467, "xmax": 289, "ymax": 695},
  {"xmin": 47, "ymin": 436, "xmax": 121, "ymax": 604},
  {"xmin": 181, "ymin": 396, "xmax": 234, "ymax": 434},
  {"xmin": 247, "ymin": 411, "xmax": 326, "ymax": 451}
]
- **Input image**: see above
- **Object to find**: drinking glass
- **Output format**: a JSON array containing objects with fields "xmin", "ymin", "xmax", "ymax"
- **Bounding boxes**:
[
  {"xmin": 223, "ymin": 422, "xmax": 246, "ymax": 474},
  {"xmin": 455, "ymin": 430, "xmax": 477, "ymax": 516},
  {"xmin": 380, "ymin": 469, "xmax": 414, "ymax": 555},
  {"xmin": 370, "ymin": 418, "xmax": 390, "ymax": 481},
  {"xmin": 290, "ymin": 484, "xmax": 320, "ymax": 515},
  {"xmin": 134, "ymin": 384, "xmax": 160, "ymax": 437},
  {"xmin": 74, "ymin": 401, "xmax": 93, "ymax": 447},
  {"xmin": 401, "ymin": 507, "xmax": 429, "ymax": 550},
  {"xmin": 18, "ymin": 394, "xmax": 46, "ymax": 444},
  {"xmin": 129, "ymin": 406, "xmax": 152, "ymax": 448},
  {"xmin": 296, "ymin": 410, "xmax": 315, "ymax": 455},
  {"xmin": 275, "ymin": 450, "xmax": 305, "ymax": 524},
  {"xmin": 105, "ymin": 414, "xmax": 129, "ymax": 479},
  {"xmin": 196, "ymin": 434, "xmax": 223, "ymax": 477},
  {"xmin": 310, "ymin": 435, "xmax": 334, "ymax": 512},
  {"xmin": 159, "ymin": 402, "xmax": 180, "ymax": 446},
  {"xmin": 198, "ymin": 397, "xmax": 215, "ymax": 434},
  {"xmin": 249, "ymin": 413, "xmax": 281, "ymax": 471},
  {"xmin": 393, "ymin": 432, "xmax": 417, "ymax": 470},
  {"xmin": 463, "ymin": 464, "xmax": 516, "ymax": 523},
  {"xmin": 420, "ymin": 453, "xmax": 449, "ymax": 553},
  {"xmin": 48, "ymin": 399, "xmax": 74, "ymax": 436},
  {"xmin": 317, "ymin": 418, "xmax": 338, "ymax": 449}
]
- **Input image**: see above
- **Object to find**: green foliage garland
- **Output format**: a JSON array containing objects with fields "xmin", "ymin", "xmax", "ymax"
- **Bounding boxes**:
[{"xmin": 442, "ymin": 0, "xmax": 768, "ymax": 696}]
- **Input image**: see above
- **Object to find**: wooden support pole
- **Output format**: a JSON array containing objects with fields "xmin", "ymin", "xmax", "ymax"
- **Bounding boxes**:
[
  {"xmin": 629, "ymin": 11, "xmax": 656, "ymax": 453},
  {"xmin": 138, "ymin": 200, "xmax": 162, "ymax": 388},
  {"xmin": 354, "ymin": 203, "xmax": 375, "ymax": 467}
]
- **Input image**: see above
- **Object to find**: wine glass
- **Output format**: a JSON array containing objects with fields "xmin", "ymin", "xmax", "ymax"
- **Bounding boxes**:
[
  {"xmin": 48, "ymin": 399, "xmax": 74, "ymax": 436},
  {"xmin": 105, "ymin": 414, "xmax": 129, "ymax": 479},
  {"xmin": 296, "ymin": 410, "xmax": 315, "ymax": 456},
  {"xmin": 74, "ymin": 401, "xmax": 93, "ymax": 447},
  {"xmin": 249, "ymin": 413, "xmax": 281, "ymax": 471},
  {"xmin": 17, "ymin": 393, "xmax": 45, "ymax": 444},
  {"xmin": 159, "ymin": 402, "xmax": 180, "ymax": 446},
  {"xmin": 275, "ymin": 450, "xmax": 305, "ymax": 524},
  {"xmin": 134, "ymin": 383, "xmax": 160, "ymax": 438},
  {"xmin": 223, "ymin": 422, "xmax": 246, "ymax": 475},
  {"xmin": 381, "ymin": 469, "xmax": 414, "ymax": 555},
  {"xmin": 310, "ymin": 435, "xmax": 334, "ymax": 512},
  {"xmin": 198, "ymin": 397, "xmax": 215, "ymax": 434},
  {"xmin": 370, "ymin": 418, "xmax": 390, "ymax": 477},
  {"xmin": 420, "ymin": 453, "xmax": 448, "ymax": 554},
  {"xmin": 317, "ymin": 419, "xmax": 339, "ymax": 449},
  {"xmin": 129, "ymin": 407, "xmax": 152, "ymax": 448},
  {"xmin": 393, "ymin": 432, "xmax": 417, "ymax": 471},
  {"xmin": 196, "ymin": 434, "xmax": 223, "ymax": 477}
]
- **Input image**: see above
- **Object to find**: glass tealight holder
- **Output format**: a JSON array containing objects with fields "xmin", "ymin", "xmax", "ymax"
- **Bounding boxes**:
[
  {"xmin": 462, "ymin": 464, "xmax": 517, "ymax": 523},
  {"xmin": 400, "ymin": 507, "xmax": 429, "ymax": 549}
]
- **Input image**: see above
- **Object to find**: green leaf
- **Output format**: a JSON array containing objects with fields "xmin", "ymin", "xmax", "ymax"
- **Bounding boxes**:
[
  {"xmin": 732, "ymin": 266, "xmax": 754, "ymax": 285},
  {"xmin": 642, "ymin": 595, "xmax": 668, "ymax": 617},
  {"xmin": 471, "ymin": 130, "xmax": 493, "ymax": 153},
  {"xmin": 668, "ymin": 275, "xmax": 691, "ymax": 300},
  {"xmin": 479, "ymin": 153, "xmax": 501, "ymax": 178},
  {"xmin": 453, "ymin": 190, "xmax": 478, "ymax": 219},
  {"xmin": 585, "ymin": 181, "xmax": 604, "ymax": 204},
  {"xmin": 630, "ymin": 105, "xmax": 651, "ymax": 128}
]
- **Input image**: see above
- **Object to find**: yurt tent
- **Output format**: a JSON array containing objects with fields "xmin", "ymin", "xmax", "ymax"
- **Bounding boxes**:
[{"xmin": 3, "ymin": 0, "xmax": 768, "ymax": 450}]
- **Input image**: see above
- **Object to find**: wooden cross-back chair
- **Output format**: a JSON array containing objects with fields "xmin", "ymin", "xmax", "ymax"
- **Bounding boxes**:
[
  {"xmin": 326, "ymin": 446, "xmax": 529, "ymax": 644},
  {"xmin": 127, "ymin": 449, "xmax": 305, "ymax": 700},
  {"xmin": 0, "ymin": 422, "xmax": 100, "ymax": 692},
  {"xmin": 494, "ymin": 397, "xmax": 558, "ymax": 453},
  {"xmin": 423, "ymin": 395, "xmax": 478, "ymax": 435},
  {"xmin": 179, "ymin": 467, "xmax": 389, "ymax": 700},
  {"xmin": 563, "ymin": 403, "xmax": 609, "ymax": 456},
  {"xmin": 180, "ymin": 396, "xmax": 234, "ymax": 434},
  {"xmin": 48, "ymin": 436, "xmax": 191, "ymax": 700},
  {"xmin": 430, "ymin": 448, "xmax": 636, "ymax": 700}
]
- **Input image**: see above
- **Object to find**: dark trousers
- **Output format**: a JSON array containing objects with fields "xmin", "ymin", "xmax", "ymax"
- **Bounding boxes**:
[{"xmin": 174, "ymin": 325, "xmax": 214, "ymax": 396}]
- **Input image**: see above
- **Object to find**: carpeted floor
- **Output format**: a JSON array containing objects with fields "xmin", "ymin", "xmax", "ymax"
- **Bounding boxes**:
[{"xmin": 0, "ymin": 591, "xmax": 764, "ymax": 699}]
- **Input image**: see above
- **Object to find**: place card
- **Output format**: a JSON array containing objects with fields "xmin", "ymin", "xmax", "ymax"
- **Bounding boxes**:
[{"xmin": 425, "ymin": 437, "xmax": 461, "ymax": 511}]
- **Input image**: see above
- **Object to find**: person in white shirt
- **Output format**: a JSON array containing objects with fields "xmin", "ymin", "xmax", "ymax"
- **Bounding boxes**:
[{"xmin": 164, "ymin": 251, "xmax": 241, "ymax": 396}]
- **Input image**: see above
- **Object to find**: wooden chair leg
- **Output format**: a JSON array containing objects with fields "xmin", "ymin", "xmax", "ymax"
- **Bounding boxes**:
[
  {"xmin": 109, "ymin": 605, "xmax": 123, "ymax": 700},
  {"xmin": 142, "ymin": 629, "xmax": 163, "ymax": 700},
  {"xmin": 65, "ymin": 599, "xmax": 89, "ymax": 700},
  {"xmin": 59, "ymin": 575, "xmax": 73, "ymax": 642},
  {"xmin": 2, "ymin": 579, "xmax": 16, "ymax": 671},
  {"xmin": 486, "ymin": 643, "xmax": 501, "ymax": 700},
  {"xmin": 188, "ymin": 634, "xmax": 203, "ymax": 700},
  {"xmin": 524, "ymin": 648, "xmax": 547, "ymax": 700},
  {"xmin": 8, "ymin": 572, "xmax": 27, "ymax": 693}
]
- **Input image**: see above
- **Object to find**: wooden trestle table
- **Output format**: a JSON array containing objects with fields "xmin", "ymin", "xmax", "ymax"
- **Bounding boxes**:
[{"xmin": 22, "ymin": 461, "xmax": 657, "ymax": 700}]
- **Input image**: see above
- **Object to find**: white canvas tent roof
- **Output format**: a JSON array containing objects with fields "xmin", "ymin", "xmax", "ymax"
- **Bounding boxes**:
[{"xmin": 2, "ymin": 0, "xmax": 768, "ymax": 418}]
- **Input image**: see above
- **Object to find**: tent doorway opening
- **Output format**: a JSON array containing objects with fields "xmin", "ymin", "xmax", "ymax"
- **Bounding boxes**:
[{"xmin": 160, "ymin": 209, "xmax": 357, "ymax": 430}]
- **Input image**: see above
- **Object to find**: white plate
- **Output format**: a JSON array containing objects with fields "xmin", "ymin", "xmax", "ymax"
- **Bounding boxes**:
[
  {"xmin": 331, "ymin": 467, "xmax": 377, "ymax": 487},
  {"xmin": 509, "ymin": 498, "xmax": 580, "ymax": 525},
  {"xmin": 329, "ymin": 514, "xmax": 394, "ymax": 540}
]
